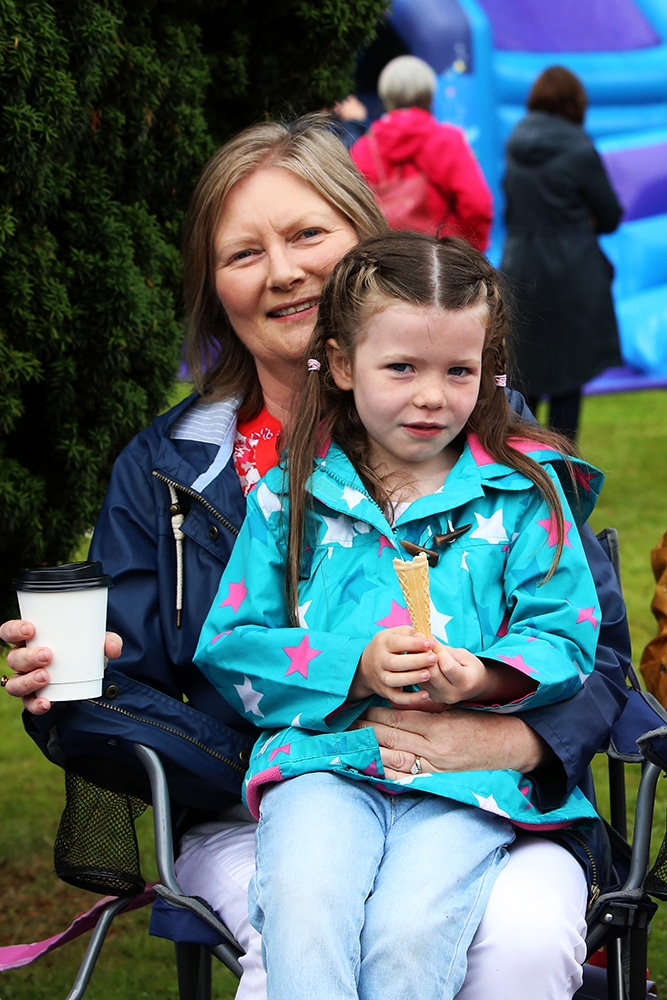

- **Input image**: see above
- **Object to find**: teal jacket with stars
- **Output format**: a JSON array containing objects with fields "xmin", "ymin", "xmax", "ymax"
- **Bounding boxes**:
[{"xmin": 195, "ymin": 434, "xmax": 603, "ymax": 828}]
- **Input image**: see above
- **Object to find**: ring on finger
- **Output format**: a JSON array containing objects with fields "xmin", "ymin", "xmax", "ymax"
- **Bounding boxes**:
[
  {"xmin": 410, "ymin": 756, "xmax": 422, "ymax": 775},
  {"xmin": 0, "ymin": 675, "xmax": 9, "ymax": 688}
]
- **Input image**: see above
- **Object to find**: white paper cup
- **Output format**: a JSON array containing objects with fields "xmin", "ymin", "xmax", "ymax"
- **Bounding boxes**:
[{"xmin": 12, "ymin": 562, "xmax": 111, "ymax": 702}]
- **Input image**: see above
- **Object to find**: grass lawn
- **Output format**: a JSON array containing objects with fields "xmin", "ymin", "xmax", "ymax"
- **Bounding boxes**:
[{"xmin": 1, "ymin": 386, "xmax": 666, "ymax": 998}]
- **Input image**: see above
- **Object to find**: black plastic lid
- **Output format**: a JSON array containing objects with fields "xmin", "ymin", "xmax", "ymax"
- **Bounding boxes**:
[{"xmin": 12, "ymin": 561, "xmax": 112, "ymax": 593}]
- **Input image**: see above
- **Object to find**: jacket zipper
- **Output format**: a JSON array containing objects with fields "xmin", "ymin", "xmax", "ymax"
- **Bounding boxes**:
[
  {"xmin": 315, "ymin": 467, "xmax": 396, "ymax": 539},
  {"xmin": 152, "ymin": 471, "xmax": 240, "ymax": 538},
  {"xmin": 567, "ymin": 831, "xmax": 600, "ymax": 909},
  {"xmin": 88, "ymin": 698, "xmax": 247, "ymax": 774}
]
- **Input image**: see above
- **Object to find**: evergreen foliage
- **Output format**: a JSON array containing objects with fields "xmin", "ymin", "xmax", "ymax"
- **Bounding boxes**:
[{"xmin": 0, "ymin": 0, "xmax": 386, "ymax": 618}]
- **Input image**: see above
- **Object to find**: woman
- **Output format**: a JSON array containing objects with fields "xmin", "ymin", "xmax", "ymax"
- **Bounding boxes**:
[
  {"xmin": 351, "ymin": 54, "xmax": 493, "ymax": 250},
  {"xmin": 1, "ymin": 115, "xmax": 629, "ymax": 1000},
  {"xmin": 500, "ymin": 65, "xmax": 623, "ymax": 441}
]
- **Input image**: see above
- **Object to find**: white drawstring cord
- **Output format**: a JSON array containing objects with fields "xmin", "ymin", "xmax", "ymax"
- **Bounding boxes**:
[{"xmin": 168, "ymin": 483, "xmax": 184, "ymax": 629}]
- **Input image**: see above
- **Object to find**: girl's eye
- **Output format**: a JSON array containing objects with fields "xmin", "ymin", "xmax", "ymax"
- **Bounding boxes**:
[
  {"xmin": 448, "ymin": 366, "xmax": 470, "ymax": 377},
  {"xmin": 389, "ymin": 363, "xmax": 413, "ymax": 373}
]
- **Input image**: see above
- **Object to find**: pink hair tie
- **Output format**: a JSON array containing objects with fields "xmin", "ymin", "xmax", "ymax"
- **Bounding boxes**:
[
  {"xmin": 494, "ymin": 374, "xmax": 507, "ymax": 387},
  {"xmin": 307, "ymin": 358, "xmax": 321, "ymax": 372}
]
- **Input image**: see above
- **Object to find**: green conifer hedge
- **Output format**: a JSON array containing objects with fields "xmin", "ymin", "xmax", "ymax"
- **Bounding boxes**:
[{"xmin": 0, "ymin": 0, "xmax": 385, "ymax": 618}]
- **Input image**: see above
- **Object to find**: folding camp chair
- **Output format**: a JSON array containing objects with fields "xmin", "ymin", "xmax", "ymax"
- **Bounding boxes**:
[
  {"xmin": 573, "ymin": 527, "xmax": 667, "ymax": 1000},
  {"xmin": 46, "ymin": 741, "xmax": 244, "ymax": 1000},
  {"xmin": 4, "ymin": 527, "xmax": 667, "ymax": 1000}
]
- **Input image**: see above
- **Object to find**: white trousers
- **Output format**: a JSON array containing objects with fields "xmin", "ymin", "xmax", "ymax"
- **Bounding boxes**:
[{"xmin": 175, "ymin": 810, "xmax": 588, "ymax": 1000}]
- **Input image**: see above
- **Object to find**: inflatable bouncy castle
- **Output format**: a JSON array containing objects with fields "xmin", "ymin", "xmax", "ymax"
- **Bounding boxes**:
[{"xmin": 369, "ymin": 0, "xmax": 667, "ymax": 386}]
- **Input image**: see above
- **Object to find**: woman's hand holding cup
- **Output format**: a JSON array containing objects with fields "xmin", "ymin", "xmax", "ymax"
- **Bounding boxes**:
[{"xmin": 0, "ymin": 618, "xmax": 123, "ymax": 714}]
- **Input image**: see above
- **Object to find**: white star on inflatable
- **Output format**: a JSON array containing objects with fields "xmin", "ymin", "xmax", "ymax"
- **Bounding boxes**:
[
  {"xmin": 234, "ymin": 676, "xmax": 265, "ymax": 718},
  {"xmin": 291, "ymin": 713, "xmax": 304, "ymax": 728},
  {"xmin": 460, "ymin": 550, "xmax": 470, "ymax": 571},
  {"xmin": 470, "ymin": 509, "xmax": 508, "ymax": 545},
  {"xmin": 256, "ymin": 482, "xmax": 282, "ymax": 518}
]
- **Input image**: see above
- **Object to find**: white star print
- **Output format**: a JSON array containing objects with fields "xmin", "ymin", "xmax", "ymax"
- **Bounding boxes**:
[
  {"xmin": 431, "ymin": 602, "xmax": 452, "ymax": 643},
  {"xmin": 298, "ymin": 600, "xmax": 312, "ymax": 628},
  {"xmin": 257, "ymin": 731, "xmax": 283, "ymax": 756},
  {"xmin": 472, "ymin": 793, "xmax": 510, "ymax": 817},
  {"xmin": 395, "ymin": 771, "xmax": 434, "ymax": 786},
  {"xmin": 234, "ymin": 676, "xmax": 265, "ymax": 717},
  {"xmin": 256, "ymin": 482, "xmax": 282, "ymax": 518},
  {"xmin": 352, "ymin": 521, "xmax": 372, "ymax": 534},
  {"xmin": 341, "ymin": 485, "xmax": 366, "ymax": 509},
  {"xmin": 321, "ymin": 514, "xmax": 356, "ymax": 547},
  {"xmin": 470, "ymin": 509, "xmax": 508, "ymax": 545}
]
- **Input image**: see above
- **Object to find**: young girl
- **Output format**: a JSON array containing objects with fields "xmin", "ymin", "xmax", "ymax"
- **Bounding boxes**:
[{"xmin": 195, "ymin": 232, "xmax": 603, "ymax": 1000}]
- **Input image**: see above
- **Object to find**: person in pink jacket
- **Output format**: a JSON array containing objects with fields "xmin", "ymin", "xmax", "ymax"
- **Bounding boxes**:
[{"xmin": 351, "ymin": 55, "xmax": 493, "ymax": 250}]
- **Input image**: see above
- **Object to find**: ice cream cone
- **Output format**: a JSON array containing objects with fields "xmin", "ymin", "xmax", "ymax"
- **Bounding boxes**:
[{"xmin": 393, "ymin": 551, "xmax": 432, "ymax": 637}]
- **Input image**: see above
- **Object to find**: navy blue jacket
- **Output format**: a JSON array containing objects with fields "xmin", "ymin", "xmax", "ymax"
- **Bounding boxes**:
[{"xmin": 25, "ymin": 391, "xmax": 631, "ymax": 870}]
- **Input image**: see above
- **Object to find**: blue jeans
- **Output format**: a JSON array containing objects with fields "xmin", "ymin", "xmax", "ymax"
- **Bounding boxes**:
[{"xmin": 249, "ymin": 773, "xmax": 514, "ymax": 1000}]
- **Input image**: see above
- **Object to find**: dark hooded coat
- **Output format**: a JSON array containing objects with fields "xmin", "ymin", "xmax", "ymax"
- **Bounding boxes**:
[{"xmin": 500, "ymin": 111, "xmax": 623, "ymax": 397}]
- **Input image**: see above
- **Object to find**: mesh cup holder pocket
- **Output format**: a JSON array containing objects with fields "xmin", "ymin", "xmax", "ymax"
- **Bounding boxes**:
[
  {"xmin": 54, "ymin": 757, "xmax": 150, "ymax": 897},
  {"xmin": 646, "ymin": 808, "xmax": 667, "ymax": 901}
]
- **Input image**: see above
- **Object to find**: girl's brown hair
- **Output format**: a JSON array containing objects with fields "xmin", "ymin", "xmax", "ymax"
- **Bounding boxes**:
[
  {"xmin": 182, "ymin": 113, "xmax": 387, "ymax": 417},
  {"xmin": 284, "ymin": 231, "xmax": 578, "ymax": 622}
]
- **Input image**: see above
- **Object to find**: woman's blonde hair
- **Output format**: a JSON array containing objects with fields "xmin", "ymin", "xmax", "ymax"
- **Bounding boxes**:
[
  {"xmin": 182, "ymin": 114, "xmax": 387, "ymax": 415},
  {"xmin": 283, "ymin": 231, "xmax": 578, "ymax": 621}
]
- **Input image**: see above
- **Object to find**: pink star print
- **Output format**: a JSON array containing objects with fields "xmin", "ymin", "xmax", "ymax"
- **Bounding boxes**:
[
  {"xmin": 377, "ymin": 600, "xmax": 412, "ymax": 629},
  {"xmin": 284, "ymin": 635, "xmax": 322, "ymax": 678},
  {"xmin": 269, "ymin": 744, "xmax": 291, "ymax": 762},
  {"xmin": 573, "ymin": 466, "xmax": 597, "ymax": 492},
  {"xmin": 576, "ymin": 607, "xmax": 599, "ymax": 630},
  {"xmin": 498, "ymin": 653, "xmax": 537, "ymax": 676},
  {"xmin": 362, "ymin": 760, "xmax": 383, "ymax": 777},
  {"xmin": 210, "ymin": 631, "xmax": 231, "ymax": 645},
  {"xmin": 537, "ymin": 515, "xmax": 572, "ymax": 548},
  {"xmin": 497, "ymin": 611, "xmax": 511, "ymax": 637},
  {"xmin": 378, "ymin": 535, "xmax": 393, "ymax": 557},
  {"xmin": 219, "ymin": 579, "xmax": 248, "ymax": 614}
]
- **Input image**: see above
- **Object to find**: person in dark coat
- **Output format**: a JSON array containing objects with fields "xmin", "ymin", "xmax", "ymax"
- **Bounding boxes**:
[{"xmin": 500, "ymin": 65, "xmax": 623, "ymax": 440}]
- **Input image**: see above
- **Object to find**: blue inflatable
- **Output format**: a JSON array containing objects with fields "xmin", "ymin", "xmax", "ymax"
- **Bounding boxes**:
[{"xmin": 383, "ymin": 0, "xmax": 667, "ymax": 384}]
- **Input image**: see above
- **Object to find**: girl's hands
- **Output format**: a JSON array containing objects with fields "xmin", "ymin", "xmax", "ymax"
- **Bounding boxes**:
[
  {"xmin": 349, "ymin": 630, "xmax": 536, "ymax": 708},
  {"xmin": 350, "ymin": 626, "xmax": 438, "ymax": 707},
  {"xmin": 423, "ymin": 641, "xmax": 537, "ymax": 705},
  {"xmin": 421, "ymin": 642, "xmax": 490, "ymax": 703}
]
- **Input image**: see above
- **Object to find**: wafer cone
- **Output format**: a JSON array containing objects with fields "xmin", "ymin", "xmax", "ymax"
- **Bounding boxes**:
[{"xmin": 393, "ymin": 551, "xmax": 432, "ymax": 637}]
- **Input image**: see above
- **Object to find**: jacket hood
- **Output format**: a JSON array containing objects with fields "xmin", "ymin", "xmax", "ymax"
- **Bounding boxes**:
[
  {"xmin": 506, "ymin": 111, "xmax": 587, "ymax": 168},
  {"xmin": 369, "ymin": 107, "xmax": 440, "ymax": 165}
]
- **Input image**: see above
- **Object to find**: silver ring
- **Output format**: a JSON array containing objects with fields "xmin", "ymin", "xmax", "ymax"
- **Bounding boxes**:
[
  {"xmin": 0, "ymin": 675, "xmax": 9, "ymax": 688},
  {"xmin": 410, "ymin": 756, "xmax": 422, "ymax": 776}
]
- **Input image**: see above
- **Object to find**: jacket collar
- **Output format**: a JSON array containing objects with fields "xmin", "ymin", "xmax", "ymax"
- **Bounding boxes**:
[
  {"xmin": 151, "ymin": 391, "xmax": 242, "ymax": 496},
  {"xmin": 265, "ymin": 434, "xmax": 603, "ymax": 530}
]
